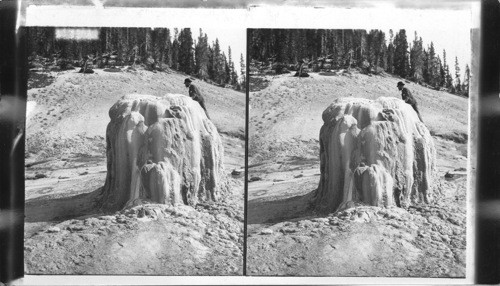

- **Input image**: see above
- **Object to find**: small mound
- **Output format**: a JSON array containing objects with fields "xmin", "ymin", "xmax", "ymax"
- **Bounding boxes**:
[
  {"xmin": 103, "ymin": 67, "xmax": 122, "ymax": 73},
  {"xmin": 318, "ymin": 71, "xmax": 337, "ymax": 76}
]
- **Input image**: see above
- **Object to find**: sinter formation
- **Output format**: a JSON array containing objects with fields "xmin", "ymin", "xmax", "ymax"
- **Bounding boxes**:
[
  {"xmin": 101, "ymin": 93, "xmax": 225, "ymax": 211},
  {"xmin": 314, "ymin": 97, "xmax": 436, "ymax": 213}
]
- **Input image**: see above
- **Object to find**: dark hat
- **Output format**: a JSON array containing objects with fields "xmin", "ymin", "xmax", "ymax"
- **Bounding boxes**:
[
  {"xmin": 397, "ymin": 81, "xmax": 405, "ymax": 87},
  {"xmin": 184, "ymin": 78, "xmax": 192, "ymax": 84}
]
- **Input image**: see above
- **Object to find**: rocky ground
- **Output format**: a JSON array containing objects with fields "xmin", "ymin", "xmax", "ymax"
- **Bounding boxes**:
[
  {"xmin": 24, "ymin": 66, "xmax": 245, "ymax": 275},
  {"xmin": 247, "ymin": 70, "xmax": 469, "ymax": 277}
]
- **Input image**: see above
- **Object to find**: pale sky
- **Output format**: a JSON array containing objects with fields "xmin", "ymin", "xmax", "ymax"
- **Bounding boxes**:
[
  {"xmin": 245, "ymin": 6, "xmax": 474, "ymax": 75},
  {"xmin": 410, "ymin": 27, "xmax": 471, "ymax": 73},
  {"xmin": 383, "ymin": 10, "xmax": 472, "ymax": 75}
]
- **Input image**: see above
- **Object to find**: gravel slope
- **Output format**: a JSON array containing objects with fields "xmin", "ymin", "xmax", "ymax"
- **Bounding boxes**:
[{"xmin": 249, "ymin": 71, "xmax": 468, "ymax": 163}]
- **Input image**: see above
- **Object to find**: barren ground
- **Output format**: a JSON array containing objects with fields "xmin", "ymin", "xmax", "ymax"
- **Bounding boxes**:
[
  {"xmin": 247, "ymin": 70, "xmax": 468, "ymax": 277},
  {"xmin": 24, "ymin": 67, "xmax": 245, "ymax": 275}
]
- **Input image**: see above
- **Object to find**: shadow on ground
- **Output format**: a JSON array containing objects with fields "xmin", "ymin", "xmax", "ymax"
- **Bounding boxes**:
[
  {"xmin": 25, "ymin": 187, "xmax": 104, "ymax": 223},
  {"xmin": 247, "ymin": 190, "xmax": 318, "ymax": 225}
]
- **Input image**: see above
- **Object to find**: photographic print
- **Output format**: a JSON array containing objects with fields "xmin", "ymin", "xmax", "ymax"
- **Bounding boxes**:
[
  {"xmin": 247, "ymin": 27, "xmax": 470, "ymax": 276},
  {"xmin": 23, "ymin": 26, "xmax": 245, "ymax": 275}
]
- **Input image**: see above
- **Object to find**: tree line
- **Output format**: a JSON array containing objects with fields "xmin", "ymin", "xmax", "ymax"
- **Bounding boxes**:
[
  {"xmin": 26, "ymin": 27, "xmax": 246, "ymax": 91},
  {"xmin": 249, "ymin": 29, "xmax": 469, "ymax": 97}
]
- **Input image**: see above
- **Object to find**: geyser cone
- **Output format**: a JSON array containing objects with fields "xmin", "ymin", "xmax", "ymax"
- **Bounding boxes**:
[
  {"xmin": 101, "ymin": 93, "xmax": 226, "ymax": 212},
  {"xmin": 314, "ymin": 97, "xmax": 436, "ymax": 213}
]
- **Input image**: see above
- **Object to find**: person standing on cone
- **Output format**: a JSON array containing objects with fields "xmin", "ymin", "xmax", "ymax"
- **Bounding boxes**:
[
  {"xmin": 397, "ymin": 81, "xmax": 423, "ymax": 122},
  {"xmin": 184, "ymin": 78, "xmax": 210, "ymax": 119}
]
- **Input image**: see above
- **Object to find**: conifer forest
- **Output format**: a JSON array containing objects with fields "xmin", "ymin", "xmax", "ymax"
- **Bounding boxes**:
[
  {"xmin": 26, "ymin": 27, "xmax": 246, "ymax": 91},
  {"xmin": 249, "ymin": 29, "xmax": 469, "ymax": 96}
]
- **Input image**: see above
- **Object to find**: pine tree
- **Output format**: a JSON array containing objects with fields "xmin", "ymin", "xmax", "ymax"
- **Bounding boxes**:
[
  {"xmin": 283, "ymin": 30, "xmax": 294, "ymax": 63},
  {"xmin": 162, "ymin": 28, "xmax": 172, "ymax": 68},
  {"xmin": 230, "ymin": 66, "xmax": 238, "ymax": 86},
  {"xmin": 145, "ymin": 28, "xmax": 153, "ymax": 63},
  {"xmin": 212, "ymin": 39, "xmax": 223, "ymax": 84},
  {"xmin": 249, "ymin": 29, "xmax": 263, "ymax": 61},
  {"xmin": 439, "ymin": 56, "xmax": 446, "ymax": 88},
  {"xmin": 207, "ymin": 45, "xmax": 215, "ymax": 81},
  {"xmin": 105, "ymin": 27, "xmax": 112, "ymax": 52},
  {"xmin": 171, "ymin": 28, "xmax": 180, "ymax": 70},
  {"xmin": 375, "ymin": 30, "xmax": 387, "ymax": 71},
  {"xmin": 422, "ymin": 48, "xmax": 430, "ymax": 84},
  {"xmin": 442, "ymin": 49, "xmax": 453, "ymax": 89},
  {"xmin": 320, "ymin": 30, "xmax": 328, "ymax": 58},
  {"xmin": 387, "ymin": 29, "xmax": 395, "ymax": 74},
  {"xmin": 117, "ymin": 28, "xmax": 126, "ymax": 64},
  {"xmin": 435, "ymin": 56, "xmax": 444, "ymax": 89},
  {"xmin": 129, "ymin": 28, "xmax": 139, "ymax": 63},
  {"xmin": 228, "ymin": 46, "xmax": 233, "ymax": 75},
  {"xmin": 223, "ymin": 52, "xmax": 230, "ymax": 84},
  {"xmin": 442, "ymin": 50, "xmax": 448, "ymax": 80},
  {"xmin": 240, "ymin": 53, "xmax": 246, "ymax": 91},
  {"xmin": 463, "ymin": 64, "xmax": 470, "ymax": 97},
  {"xmin": 354, "ymin": 30, "xmax": 367, "ymax": 66},
  {"xmin": 178, "ymin": 28, "xmax": 194, "ymax": 74},
  {"xmin": 273, "ymin": 29, "xmax": 286, "ymax": 63},
  {"xmin": 393, "ymin": 29, "xmax": 409, "ymax": 78},
  {"xmin": 454, "ymin": 56, "xmax": 462, "ymax": 94},
  {"xmin": 409, "ymin": 32, "xmax": 424, "ymax": 83},
  {"xmin": 333, "ymin": 30, "xmax": 344, "ymax": 68},
  {"xmin": 44, "ymin": 28, "xmax": 56, "ymax": 57},
  {"xmin": 427, "ymin": 42, "xmax": 439, "ymax": 87},
  {"xmin": 124, "ymin": 28, "xmax": 131, "ymax": 63},
  {"xmin": 294, "ymin": 30, "xmax": 308, "ymax": 62},
  {"xmin": 137, "ymin": 28, "xmax": 147, "ymax": 60},
  {"xmin": 99, "ymin": 27, "xmax": 107, "ymax": 55},
  {"xmin": 228, "ymin": 46, "xmax": 238, "ymax": 86},
  {"xmin": 366, "ymin": 30, "xmax": 377, "ymax": 68},
  {"xmin": 194, "ymin": 29, "xmax": 209, "ymax": 80},
  {"xmin": 448, "ymin": 70, "xmax": 456, "ymax": 93}
]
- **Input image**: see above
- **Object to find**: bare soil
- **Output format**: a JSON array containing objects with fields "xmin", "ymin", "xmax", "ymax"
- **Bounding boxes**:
[
  {"xmin": 24, "ymin": 67, "xmax": 245, "ymax": 275},
  {"xmin": 247, "ymin": 70, "xmax": 468, "ymax": 277}
]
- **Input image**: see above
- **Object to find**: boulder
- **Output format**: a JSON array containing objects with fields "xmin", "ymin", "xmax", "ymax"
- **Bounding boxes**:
[
  {"xmin": 101, "ymin": 93, "xmax": 226, "ymax": 211},
  {"xmin": 313, "ymin": 97, "xmax": 436, "ymax": 213}
]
